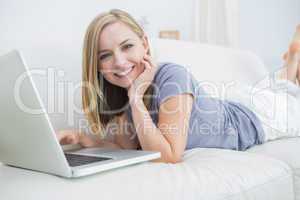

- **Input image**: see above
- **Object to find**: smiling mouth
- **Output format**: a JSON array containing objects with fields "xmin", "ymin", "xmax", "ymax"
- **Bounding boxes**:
[{"xmin": 114, "ymin": 66, "xmax": 134, "ymax": 77}]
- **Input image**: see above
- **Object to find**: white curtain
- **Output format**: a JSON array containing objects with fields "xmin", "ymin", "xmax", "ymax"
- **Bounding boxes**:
[{"xmin": 194, "ymin": 0, "xmax": 239, "ymax": 48}]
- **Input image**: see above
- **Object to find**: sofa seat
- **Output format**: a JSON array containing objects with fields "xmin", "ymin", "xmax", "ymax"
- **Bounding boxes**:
[
  {"xmin": 0, "ymin": 148, "xmax": 293, "ymax": 200},
  {"xmin": 247, "ymin": 137, "xmax": 300, "ymax": 200}
]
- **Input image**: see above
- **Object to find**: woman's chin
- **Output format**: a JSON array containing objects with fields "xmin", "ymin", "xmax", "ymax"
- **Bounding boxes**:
[
  {"xmin": 118, "ymin": 79, "xmax": 133, "ymax": 89},
  {"xmin": 118, "ymin": 75, "xmax": 138, "ymax": 88}
]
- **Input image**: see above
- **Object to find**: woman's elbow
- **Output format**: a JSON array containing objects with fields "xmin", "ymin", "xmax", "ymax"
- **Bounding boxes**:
[
  {"xmin": 151, "ymin": 153, "xmax": 183, "ymax": 164},
  {"xmin": 167, "ymin": 157, "xmax": 182, "ymax": 164},
  {"xmin": 168, "ymin": 154, "xmax": 183, "ymax": 163}
]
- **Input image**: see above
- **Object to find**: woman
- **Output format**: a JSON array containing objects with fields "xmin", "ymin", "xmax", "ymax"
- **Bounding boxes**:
[{"xmin": 57, "ymin": 9, "xmax": 300, "ymax": 163}]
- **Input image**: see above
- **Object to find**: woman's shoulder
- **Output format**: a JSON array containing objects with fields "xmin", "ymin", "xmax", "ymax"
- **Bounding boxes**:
[
  {"xmin": 156, "ymin": 62, "xmax": 187, "ymax": 73},
  {"xmin": 152, "ymin": 62, "xmax": 199, "ymax": 105},
  {"xmin": 154, "ymin": 62, "xmax": 192, "ymax": 82}
]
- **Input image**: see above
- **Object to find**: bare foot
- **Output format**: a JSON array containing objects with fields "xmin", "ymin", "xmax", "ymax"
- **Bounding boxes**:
[
  {"xmin": 283, "ymin": 25, "xmax": 300, "ymax": 59},
  {"xmin": 280, "ymin": 25, "xmax": 300, "ymax": 83},
  {"xmin": 279, "ymin": 41, "xmax": 300, "ymax": 83},
  {"xmin": 294, "ymin": 25, "xmax": 300, "ymax": 82}
]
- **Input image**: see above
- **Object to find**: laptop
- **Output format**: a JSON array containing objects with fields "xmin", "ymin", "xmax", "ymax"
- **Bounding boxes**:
[{"xmin": 0, "ymin": 50, "xmax": 161, "ymax": 178}]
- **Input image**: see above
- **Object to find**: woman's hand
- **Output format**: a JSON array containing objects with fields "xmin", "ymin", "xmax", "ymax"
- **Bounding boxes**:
[
  {"xmin": 56, "ymin": 129, "xmax": 99, "ymax": 148},
  {"xmin": 127, "ymin": 54, "xmax": 158, "ymax": 104}
]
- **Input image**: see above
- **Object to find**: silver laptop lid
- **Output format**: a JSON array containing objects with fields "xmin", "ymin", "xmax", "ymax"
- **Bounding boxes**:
[{"xmin": 0, "ymin": 50, "xmax": 72, "ymax": 177}]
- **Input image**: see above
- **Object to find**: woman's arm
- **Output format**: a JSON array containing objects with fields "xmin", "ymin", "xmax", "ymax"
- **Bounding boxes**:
[
  {"xmin": 68, "ymin": 114, "xmax": 139, "ymax": 149},
  {"xmin": 57, "ymin": 113, "xmax": 139, "ymax": 149},
  {"xmin": 106, "ymin": 113, "xmax": 140, "ymax": 150},
  {"xmin": 130, "ymin": 93, "xmax": 194, "ymax": 163},
  {"xmin": 56, "ymin": 129, "xmax": 122, "ymax": 149}
]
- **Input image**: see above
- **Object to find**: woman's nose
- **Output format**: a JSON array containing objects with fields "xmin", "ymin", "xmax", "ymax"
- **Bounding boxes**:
[{"xmin": 114, "ymin": 53, "xmax": 128, "ymax": 69}]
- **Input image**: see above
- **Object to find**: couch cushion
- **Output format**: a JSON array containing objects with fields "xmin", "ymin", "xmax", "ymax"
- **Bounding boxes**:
[
  {"xmin": 0, "ymin": 148, "xmax": 293, "ymax": 200},
  {"xmin": 247, "ymin": 137, "xmax": 300, "ymax": 200}
]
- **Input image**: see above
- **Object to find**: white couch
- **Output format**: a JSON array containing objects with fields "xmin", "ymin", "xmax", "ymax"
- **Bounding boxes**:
[{"xmin": 1, "ymin": 39, "xmax": 299, "ymax": 200}]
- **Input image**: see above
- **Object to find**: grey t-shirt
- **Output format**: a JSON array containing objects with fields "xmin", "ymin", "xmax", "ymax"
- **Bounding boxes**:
[{"xmin": 125, "ymin": 62, "xmax": 265, "ymax": 151}]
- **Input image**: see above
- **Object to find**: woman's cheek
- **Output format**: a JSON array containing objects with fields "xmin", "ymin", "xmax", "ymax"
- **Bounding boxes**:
[{"xmin": 130, "ymin": 50, "xmax": 144, "ymax": 63}]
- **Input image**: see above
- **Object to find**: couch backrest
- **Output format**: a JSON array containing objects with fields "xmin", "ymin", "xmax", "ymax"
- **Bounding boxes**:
[{"xmin": 150, "ymin": 38, "xmax": 268, "ymax": 86}]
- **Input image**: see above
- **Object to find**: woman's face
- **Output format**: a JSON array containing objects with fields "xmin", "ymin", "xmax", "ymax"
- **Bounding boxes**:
[{"xmin": 97, "ymin": 21, "xmax": 149, "ymax": 89}]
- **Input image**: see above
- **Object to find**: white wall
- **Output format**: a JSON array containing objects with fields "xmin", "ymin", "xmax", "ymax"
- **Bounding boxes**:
[
  {"xmin": 0, "ymin": 0, "xmax": 299, "ymax": 71},
  {"xmin": 239, "ymin": 0, "xmax": 300, "ymax": 70},
  {"xmin": 0, "ymin": 0, "xmax": 194, "ymax": 70}
]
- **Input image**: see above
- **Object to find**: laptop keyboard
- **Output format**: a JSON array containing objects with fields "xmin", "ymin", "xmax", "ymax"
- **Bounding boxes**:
[{"xmin": 64, "ymin": 153, "xmax": 112, "ymax": 167}]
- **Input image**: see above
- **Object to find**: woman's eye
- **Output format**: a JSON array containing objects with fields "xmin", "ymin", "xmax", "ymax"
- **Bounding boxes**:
[
  {"xmin": 122, "ymin": 44, "xmax": 133, "ymax": 50},
  {"xmin": 99, "ymin": 54, "xmax": 111, "ymax": 60}
]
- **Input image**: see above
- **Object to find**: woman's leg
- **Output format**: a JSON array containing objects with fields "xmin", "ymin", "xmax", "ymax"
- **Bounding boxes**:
[
  {"xmin": 278, "ymin": 42, "xmax": 300, "ymax": 84},
  {"xmin": 255, "ymin": 82, "xmax": 300, "ymax": 141},
  {"xmin": 255, "ymin": 28, "xmax": 300, "ymax": 141},
  {"xmin": 253, "ymin": 25, "xmax": 300, "ymax": 141},
  {"xmin": 279, "ymin": 24, "xmax": 300, "ymax": 84},
  {"xmin": 226, "ymin": 77, "xmax": 300, "ymax": 142},
  {"xmin": 225, "ymin": 26, "xmax": 300, "ymax": 142}
]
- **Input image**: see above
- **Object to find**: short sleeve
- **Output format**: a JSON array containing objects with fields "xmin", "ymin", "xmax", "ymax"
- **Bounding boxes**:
[{"xmin": 154, "ymin": 63, "xmax": 197, "ymax": 107}]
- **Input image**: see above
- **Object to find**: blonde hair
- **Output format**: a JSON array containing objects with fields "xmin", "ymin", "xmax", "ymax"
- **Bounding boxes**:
[{"xmin": 82, "ymin": 9, "xmax": 154, "ymax": 136}]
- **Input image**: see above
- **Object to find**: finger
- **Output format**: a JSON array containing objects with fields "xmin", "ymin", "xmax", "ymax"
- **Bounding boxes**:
[
  {"xmin": 78, "ymin": 136, "xmax": 95, "ymax": 147},
  {"xmin": 60, "ymin": 136, "xmax": 72, "ymax": 145},
  {"xmin": 56, "ymin": 131, "xmax": 68, "ymax": 141},
  {"xmin": 144, "ymin": 56, "xmax": 158, "ymax": 71},
  {"xmin": 58, "ymin": 131, "xmax": 79, "ymax": 145},
  {"xmin": 141, "ymin": 59, "xmax": 151, "ymax": 70},
  {"xmin": 143, "ymin": 55, "xmax": 153, "ymax": 66},
  {"xmin": 283, "ymin": 52, "xmax": 288, "ymax": 61},
  {"xmin": 144, "ymin": 54, "xmax": 151, "ymax": 59},
  {"xmin": 144, "ymin": 59, "xmax": 158, "ymax": 75},
  {"xmin": 66, "ymin": 136, "xmax": 76, "ymax": 144}
]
